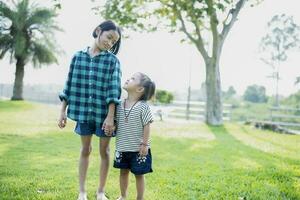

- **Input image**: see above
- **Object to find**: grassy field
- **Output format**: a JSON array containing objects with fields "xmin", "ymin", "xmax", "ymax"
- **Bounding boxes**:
[{"xmin": 0, "ymin": 100, "xmax": 300, "ymax": 200}]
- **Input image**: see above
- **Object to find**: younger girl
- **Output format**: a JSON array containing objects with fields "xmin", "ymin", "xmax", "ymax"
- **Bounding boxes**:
[
  {"xmin": 112, "ymin": 72, "xmax": 155, "ymax": 200},
  {"xmin": 58, "ymin": 20, "xmax": 122, "ymax": 200}
]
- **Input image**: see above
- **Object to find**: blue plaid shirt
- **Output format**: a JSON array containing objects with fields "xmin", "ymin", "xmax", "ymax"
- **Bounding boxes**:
[{"xmin": 59, "ymin": 47, "xmax": 122, "ymax": 124}]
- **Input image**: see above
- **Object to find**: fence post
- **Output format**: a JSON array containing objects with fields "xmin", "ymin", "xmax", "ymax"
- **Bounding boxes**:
[
  {"xmin": 0, "ymin": 84, "xmax": 3, "ymax": 97},
  {"xmin": 186, "ymin": 86, "xmax": 191, "ymax": 120}
]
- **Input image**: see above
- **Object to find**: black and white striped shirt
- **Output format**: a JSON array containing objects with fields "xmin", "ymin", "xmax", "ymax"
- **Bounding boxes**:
[{"xmin": 115, "ymin": 100, "xmax": 153, "ymax": 152}]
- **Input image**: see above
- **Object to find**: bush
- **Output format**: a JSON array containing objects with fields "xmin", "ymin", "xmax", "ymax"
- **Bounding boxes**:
[
  {"xmin": 243, "ymin": 85, "xmax": 268, "ymax": 103},
  {"xmin": 155, "ymin": 89, "xmax": 174, "ymax": 104}
]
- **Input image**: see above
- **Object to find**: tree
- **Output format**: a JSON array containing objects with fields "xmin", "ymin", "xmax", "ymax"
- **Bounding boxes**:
[
  {"xmin": 260, "ymin": 14, "xmax": 300, "ymax": 106},
  {"xmin": 243, "ymin": 85, "xmax": 267, "ymax": 103},
  {"xmin": 295, "ymin": 76, "xmax": 300, "ymax": 86},
  {"xmin": 155, "ymin": 89, "xmax": 174, "ymax": 104},
  {"xmin": 282, "ymin": 91, "xmax": 300, "ymax": 108},
  {"xmin": 0, "ymin": 0, "xmax": 61, "ymax": 100},
  {"xmin": 223, "ymin": 86, "xmax": 236, "ymax": 100},
  {"xmin": 95, "ymin": 0, "xmax": 262, "ymax": 125}
]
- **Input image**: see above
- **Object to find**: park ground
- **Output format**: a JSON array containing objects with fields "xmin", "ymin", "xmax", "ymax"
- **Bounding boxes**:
[{"xmin": 0, "ymin": 100, "xmax": 299, "ymax": 200}]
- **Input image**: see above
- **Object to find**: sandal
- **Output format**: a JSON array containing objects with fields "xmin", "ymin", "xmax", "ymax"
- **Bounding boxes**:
[
  {"xmin": 77, "ymin": 192, "xmax": 88, "ymax": 200},
  {"xmin": 96, "ymin": 192, "xmax": 109, "ymax": 200}
]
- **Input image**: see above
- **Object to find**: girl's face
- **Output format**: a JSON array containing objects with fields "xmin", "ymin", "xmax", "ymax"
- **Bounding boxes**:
[
  {"xmin": 95, "ymin": 28, "xmax": 119, "ymax": 51},
  {"xmin": 123, "ymin": 73, "xmax": 144, "ymax": 93}
]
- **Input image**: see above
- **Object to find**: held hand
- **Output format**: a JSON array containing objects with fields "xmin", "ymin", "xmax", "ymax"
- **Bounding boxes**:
[
  {"xmin": 139, "ymin": 144, "xmax": 149, "ymax": 157},
  {"xmin": 105, "ymin": 125, "xmax": 116, "ymax": 135},
  {"xmin": 102, "ymin": 116, "xmax": 114, "ymax": 136},
  {"xmin": 58, "ymin": 112, "xmax": 67, "ymax": 129}
]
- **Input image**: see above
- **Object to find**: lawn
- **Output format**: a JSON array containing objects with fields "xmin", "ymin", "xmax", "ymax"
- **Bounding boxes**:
[{"xmin": 0, "ymin": 100, "xmax": 299, "ymax": 200}]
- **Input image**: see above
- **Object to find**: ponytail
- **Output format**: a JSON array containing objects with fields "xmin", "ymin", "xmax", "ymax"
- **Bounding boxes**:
[{"xmin": 138, "ymin": 73, "xmax": 156, "ymax": 101}]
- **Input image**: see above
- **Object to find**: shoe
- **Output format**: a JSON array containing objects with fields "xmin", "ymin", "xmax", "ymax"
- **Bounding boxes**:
[
  {"xmin": 77, "ymin": 192, "xmax": 88, "ymax": 200},
  {"xmin": 116, "ymin": 197, "xmax": 126, "ymax": 200},
  {"xmin": 96, "ymin": 192, "xmax": 109, "ymax": 200}
]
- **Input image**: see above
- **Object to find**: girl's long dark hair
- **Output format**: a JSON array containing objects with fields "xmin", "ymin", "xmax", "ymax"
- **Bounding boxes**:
[
  {"xmin": 138, "ymin": 73, "xmax": 156, "ymax": 101},
  {"xmin": 92, "ymin": 20, "xmax": 122, "ymax": 55}
]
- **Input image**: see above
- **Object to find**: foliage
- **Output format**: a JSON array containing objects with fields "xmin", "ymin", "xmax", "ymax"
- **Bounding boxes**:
[
  {"xmin": 260, "ymin": 14, "xmax": 300, "ymax": 68},
  {"xmin": 230, "ymin": 101, "xmax": 270, "ymax": 121},
  {"xmin": 0, "ymin": 0, "xmax": 61, "ymax": 67},
  {"xmin": 155, "ymin": 89, "xmax": 174, "ymax": 104},
  {"xmin": 94, "ymin": 0, "xmax": 263, "ymax": 125},
  {"xmin": 95, "ymin": 0, "xmax": 264, "ymax": 59},
  {"xmin": 98, "ymin": 0, "xmax": 261, "ymax": 37},
  {"xmin": 52, "ymin": 0, "xmax": 61, "ymax": 10},
  {"xmin": 243, "ymin": 85, "xmax": 268, "ymax": 103},
  {"xmin": 281, "ymin": 90, "xmax": 300, "ymax": 108},
  {"xmin": 260, "ymin": 14, "xmax": 300, "ymax": 106},
  {"xmin": 222, "ymin": 86, "xmax": 236, "ymax": 100},
  {"xmin": 95, "ymin": 0, "xmax": 263, "ymax": 61}
]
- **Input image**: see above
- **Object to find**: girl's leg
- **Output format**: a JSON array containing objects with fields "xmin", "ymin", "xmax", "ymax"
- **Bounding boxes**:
[
  {"xmin": 97, "ymin": 137, "xmax": 111, "ymax": 193},
  {"xmin": 135, "ymin": 175, "xmax": 145, "ymax": 200},
  {"xmin": 120, "ymin": 169, "xmax": 130, "ymax": 198},
  {"xmin": 79, "ymin": 135, "xmax": 93, "ymax": 193}
]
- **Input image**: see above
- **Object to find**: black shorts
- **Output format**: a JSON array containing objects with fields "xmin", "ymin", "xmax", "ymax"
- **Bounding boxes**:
[{"xmin": 113, "ymin": 149, "xmax": 153, "ymax": 175}]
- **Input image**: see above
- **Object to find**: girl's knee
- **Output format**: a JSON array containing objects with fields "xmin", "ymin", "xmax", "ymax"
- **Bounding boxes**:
[
  {"xmin": 120, "ymin": 169, "xmax": 130, "ymax": 175},
  {"xmin": 81, "ymin": 146, "xmax": 92, "ymax": 157},
  {"xmin": 99, "ymin": 146, "xmax": 110, "ymax": 158},
  {"xmin": 135, "ymin": 174, "xmax": 144, "ymax": 179}
]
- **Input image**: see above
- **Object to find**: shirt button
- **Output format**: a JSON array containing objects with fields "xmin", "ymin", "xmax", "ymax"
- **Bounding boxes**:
[{"xmin": 89, "ymin": 96, "xmax": 92, "ymax": 99}]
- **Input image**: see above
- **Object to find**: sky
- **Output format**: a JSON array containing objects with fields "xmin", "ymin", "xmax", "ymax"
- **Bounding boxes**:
[{"xmin": 0, "ymin": 0, "xmax": 300, "ymax": 96}]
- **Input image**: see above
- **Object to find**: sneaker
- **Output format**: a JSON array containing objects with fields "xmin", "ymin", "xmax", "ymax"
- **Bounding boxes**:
[
  {"xmin": 77, "ymin": 192, "xmax": 88, "ymax": 200},
  {"xmin": 96, "ymin": 192, "xmax": 109, "ymax": 200}
]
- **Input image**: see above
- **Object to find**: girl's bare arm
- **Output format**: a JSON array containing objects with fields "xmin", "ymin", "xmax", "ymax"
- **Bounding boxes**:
[{"xmin": 58, "ymin": 100, "xmax": 67, "ymax": 129}]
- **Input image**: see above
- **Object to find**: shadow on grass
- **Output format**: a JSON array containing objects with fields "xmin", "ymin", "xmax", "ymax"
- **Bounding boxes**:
[
  {"xmin": 209, "ymin": 124, "xmax": 300, "ymax": 165},
  {"xmin": 206, "ymin": 124, "xmax": 300, "ymax": 200},
  {"xmin": 239, "ymin": 125, "xmax": 300, "ymax": 154},
  {"xmin": 0, "ymin": 125, "xmax": 299, "ymax": 200}
]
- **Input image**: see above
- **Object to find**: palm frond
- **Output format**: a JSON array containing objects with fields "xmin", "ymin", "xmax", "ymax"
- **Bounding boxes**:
[
  {"xmin": 0, "ymin": 0, "xmax": 62, "ymax": 66},
  {"xmin": 13, "ymin": 0, "xmax": 30, "ymax": 31},
  {"xmin": 0, "ymin": 33, "xmax": 13, "ymax": 58},
  {"xmin": 30, "ymin": 40, "xmax": 58, "ymax": 68},
  {"xmin": 16, "ymin": 0, "xmax": 29, "ymax": 17},
  {"xmin": 26, "ymin": 8, "xmax": 57, "ymax": 29},
  {"xmin": 0, "ymin": 1, "xmax": 16, "ymax": 22}
]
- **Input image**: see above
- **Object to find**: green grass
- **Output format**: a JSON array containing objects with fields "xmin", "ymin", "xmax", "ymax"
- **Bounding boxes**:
[
  {"xmin": 0, "ymin": 100, "xmax": 300, "ymax": 200},
  {"xmin": 230, "ymin": 102, "xmax": 270, "ymax": 122}
]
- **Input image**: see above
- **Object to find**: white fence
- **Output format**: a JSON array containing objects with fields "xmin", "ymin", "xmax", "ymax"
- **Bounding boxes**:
[
  {"xmin": 152, "ymin": 100, "xmax": 232, "ymax": 121},
  {"xmin": 0, "ymin": 84, "xmax": 60, "ymax": 104}
]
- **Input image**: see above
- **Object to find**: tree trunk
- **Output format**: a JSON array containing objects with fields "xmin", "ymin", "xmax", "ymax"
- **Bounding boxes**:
[
  {"xmin": 11, "ymin": 59, "xmax": 25, "ymax": 100},
  {"xmin": 205, "ymin": 57, "xmax": 223, "ymax": 125}
]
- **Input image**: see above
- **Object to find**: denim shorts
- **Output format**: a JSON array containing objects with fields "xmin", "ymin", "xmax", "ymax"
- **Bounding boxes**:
[
  {"xmin": 113, "ymin": 149, "xmax": 153, "ymax": 175},
  {"xmin": 74, "ymin": 122, "xmax": 116, "ymax": 137}
]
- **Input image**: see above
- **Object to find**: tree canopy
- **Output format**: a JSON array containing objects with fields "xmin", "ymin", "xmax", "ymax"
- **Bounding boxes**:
[
  {"xmin": 0, "ymin": 0, "xmax": 62, "ymax": 100},
  {"xmin": 94, "ymin": 0, "xmax": 262, "ymax": 125}
]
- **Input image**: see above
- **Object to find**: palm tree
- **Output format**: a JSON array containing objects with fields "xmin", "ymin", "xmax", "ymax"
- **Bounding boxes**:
[{"xmin": 0, "ymin": 0, "xmax": 61, "ymax": 100}]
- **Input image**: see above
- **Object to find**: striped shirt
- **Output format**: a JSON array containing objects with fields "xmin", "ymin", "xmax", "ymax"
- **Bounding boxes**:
[
  {"xmin": 116, "ymin": 100, "xmax": 154, "ymax": 152},
  {"xmin": 59, "ymin": 47, "xmax": 121, "ymax": 124}
]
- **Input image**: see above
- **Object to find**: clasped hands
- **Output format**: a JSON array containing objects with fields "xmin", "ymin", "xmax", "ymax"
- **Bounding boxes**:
[{"xmin": 102, "ymin": 116, "xmax": 116, "ymax": 136}]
